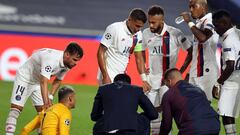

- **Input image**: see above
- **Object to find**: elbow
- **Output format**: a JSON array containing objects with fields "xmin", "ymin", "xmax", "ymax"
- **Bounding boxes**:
[
  {"xmin": 146, "ymin": 111, "xmax": 159, "ymax": 120},
  {"xmin": 198, "ymin": 37, "xmax": 207, "ymax": 43},
  {"xmin": 90, "ymin": 114, "xmax": 97, "ymax": 121},
  {"xmin": 91, "ymin": 113, "xmax": 102, "ymax": 122},
  {"xmin": 152, "ymin": 112, "xmax": 159, "ymax": 120}
]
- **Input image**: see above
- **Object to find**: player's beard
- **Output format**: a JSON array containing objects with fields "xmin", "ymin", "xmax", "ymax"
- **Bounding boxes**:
[
  {"xmin": 150, "ymin": 25, "xmax": 162, "ymax": 34},
  {"xmin": 65, "ymin": 63, "xmax": 74, "ymax": 69}
]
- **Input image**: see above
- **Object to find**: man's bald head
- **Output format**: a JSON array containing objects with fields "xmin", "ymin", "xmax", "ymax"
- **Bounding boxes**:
[
  {"xmin": 189, "ymin": 0, "xmax": 208, "ymax": 19},
  {"xmin": 190, "ymin": 0, "xmax": 207, "ymax": 7},
  {"xmin": 164, "ymin": 68, "xmax": 183, "ymax": 88}
]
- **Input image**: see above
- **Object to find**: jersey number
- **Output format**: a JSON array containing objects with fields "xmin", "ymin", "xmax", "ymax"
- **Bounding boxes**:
[{"xmin": 16, "ymin": 85, "xmax": 25, "ymax": 96}]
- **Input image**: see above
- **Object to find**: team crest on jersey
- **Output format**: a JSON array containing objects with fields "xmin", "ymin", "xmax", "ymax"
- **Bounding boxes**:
[
  {"xmin": 45, "ymin": 66, "xmax": 52, "ymax": 72},
  {"xmin": 105, "ymin": 33, "xmax": 112, "ymax": 40},
  {"xmin": 15, "ymin": 95, "xmax": 21, "ymax": 101},
  {"xmin": 65, "ymin": 119, "xmax": 70, "ymax": 126}
]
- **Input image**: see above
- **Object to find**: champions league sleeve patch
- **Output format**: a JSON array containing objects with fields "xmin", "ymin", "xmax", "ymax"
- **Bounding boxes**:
[
  {"xmin": 105, "ymin": 33, "xmax": 112, "ymax": 40},
  {"xmin": 45, "ymin": 65, "xmax": 52, "ymax": 72},
  {"xmin": 181, "ymin": 37, "xmax": 186, "ymax": 43},
  {"xmin": 223, "ymin": 48, "xmax": 231, "ymax": 52},
  {"xmin": 65, "ymin": 119, "xmax": 71, "ymax": 126}
]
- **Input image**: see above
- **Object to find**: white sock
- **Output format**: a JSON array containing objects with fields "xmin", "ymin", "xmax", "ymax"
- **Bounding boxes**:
[
  {"xmin": 5, "ymin": 108, "xmax": 21, "ymax": 135},
  {"xmin": 224, "ymin": 124, "xmax": 237, "ymax": 135},
  {"xmin": 151, "ymin": 117, "xmax": 161, "ymax": 135}
]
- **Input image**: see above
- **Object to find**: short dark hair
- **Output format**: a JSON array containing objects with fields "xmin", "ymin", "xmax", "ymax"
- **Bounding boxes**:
[
  {"xmin": 58, "ymin": 86, "xmax": 75, "ymax": 102},
  {"xmin": 148, "ymin": 5, "xmax": 164, "ymax": 16},
  {"xmin": 65, "ymin": 42, "xmax": 83, "ymax": 58},
  {"xmin": 164, "ymin": 68, "xmax": 179, "ymax": 80},
  {"xmin": 113, "ymin": 74, "xmax": 131, "ymax": 84},
  {"xmin": 129, "ymin": 8, "xmax": 147, "ymax": 23},
  {"xmin": 212, "ymin": 10, "xmax": 231, "ymax": 21}
]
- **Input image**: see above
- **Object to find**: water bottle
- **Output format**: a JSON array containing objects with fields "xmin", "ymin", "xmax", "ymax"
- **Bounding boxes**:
[{"xmin": 175, "ymin": 16, "xmax": 184, "ymax": 24}]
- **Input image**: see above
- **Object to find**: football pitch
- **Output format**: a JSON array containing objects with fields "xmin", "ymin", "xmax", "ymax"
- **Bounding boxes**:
[{"xmin": 0, "ymin": 80, "xmax": 239, "ymax": 135}]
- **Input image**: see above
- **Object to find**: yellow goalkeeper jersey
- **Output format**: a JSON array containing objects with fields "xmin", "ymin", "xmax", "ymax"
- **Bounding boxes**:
[
  {"xmin": 42, "ymin": 103, "xmax": 72, "ymax": 135},
  {"xmin": 20, "ymin": 103, "xmax": 72, "ymax": 135}
]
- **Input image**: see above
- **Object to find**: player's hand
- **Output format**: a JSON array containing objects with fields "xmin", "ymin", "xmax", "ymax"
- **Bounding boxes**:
[
  {"xmin": 43, "ymin": 98, "xmax": 52, "ymax": 110},
  {"xmin": 155, "ymin": 106, "xmax": 162, "ymax": 113},
  {"xmin": 142, "ymin": 81, "xmax": 151, "ymax": 93},
  {"xmin": 212, "ymin": 86, "xmax": 220, "ymax": 100},
  {"xmin": 145, "ymin": 68, "xmax": 150, "ymax": 75},
  {"xmin": 181, "ymin": 12, "xmax": 191, "ymax": 23},
  {"xmin": 102, "ymin": 75, "xmax": 112, "ymax": 84}
]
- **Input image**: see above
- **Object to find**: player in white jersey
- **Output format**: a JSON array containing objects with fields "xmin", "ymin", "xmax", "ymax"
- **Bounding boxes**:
[
  {"xmin": 181, "ymin": 0, "xmax": 219, "ymax": 102},
  {"xmin": 142, "ymin": 6, "xmax": 192, "ymax": 135},
  {"xmin": 5, "ymin": 42, "xmax": 83, "ymax": 135},
  {"xmin": 212, "ymin": 10, "xmax": 240, "ymax": 135},
  {"xmin": 97, "ymin": 8, "xmax": 151, "ymax": 91}
]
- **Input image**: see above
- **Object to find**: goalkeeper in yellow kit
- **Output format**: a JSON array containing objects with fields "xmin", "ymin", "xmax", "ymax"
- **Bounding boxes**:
[{"xmin": 20, "ymin": 86, "xmax": 76, "ymax": 135}]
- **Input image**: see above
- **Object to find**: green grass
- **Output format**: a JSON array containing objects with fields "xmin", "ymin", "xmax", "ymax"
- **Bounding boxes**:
[{"xmin": 0, "ymin": 80, "xmax": 239, "ymax": 134}]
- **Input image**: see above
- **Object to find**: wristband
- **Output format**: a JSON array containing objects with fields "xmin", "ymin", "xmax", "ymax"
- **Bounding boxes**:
[
  {"xmin": 214, "ymin": 81, "xmax": 221, "ymax": 88},
  {"xmin": 49, "ymin": 94, "xmax": 54, "ymax": 100},
  {"xmin": 188, "ymin": 22, "xmax": 195, "ymax": 28},
  {"xmin": 140, "ymin": 73, "xmax": 147, "ymax": 81}
]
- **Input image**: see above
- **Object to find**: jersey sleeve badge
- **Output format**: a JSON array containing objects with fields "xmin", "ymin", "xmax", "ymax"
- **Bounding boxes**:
[{"xmin": 65, "ymin": 119, "xmax": 71, "ymax": 126}]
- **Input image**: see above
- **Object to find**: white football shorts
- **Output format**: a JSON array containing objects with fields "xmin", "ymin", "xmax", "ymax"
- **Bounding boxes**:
[
  {"xmin": 10, "ymin": 76, "xmax": 43, "ymax": 107},
  {"xmin": 146, "ymin": 85, "xmax": 169, "ymax": 107},
  {"xmin": 189, "ymin": 73, "xmax": 218, "ymax": 101},
  {"xmin": 218, "ymin": 80, "xmax": 240, "ymax": 118}
]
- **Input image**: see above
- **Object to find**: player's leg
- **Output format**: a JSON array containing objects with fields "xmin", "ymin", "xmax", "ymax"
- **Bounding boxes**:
[
  {"xmin": 146, "ymin": 88, "xmax": 160, "ymax": 135},
  {"xmin": 218, "ymin": 81, "xmax": 240, "ymax": 135},
  {"xmin": 5, "ymin": 79, "xmax": 31, "ymax": 135},
  {"xmin": 191, "ymin": 74, "xmax": 217, "ymax": 102},
  {"xmin": 20, "ymin": 115, "xmax": 41, "ymax": 135},
  {"xmin": 158, "ymin": 85, "xmax": 172, "ymax": 135},
  {"xmin": 200, "ymin": 74, "xmax": 217, "ymax": 102},
  {"xmin": 222, "ymin": 116, "xmax": 236, "ymax": 135},
  {"xmin": 31, "ymin": 85, "xmax": 44, "ymax": 135}
]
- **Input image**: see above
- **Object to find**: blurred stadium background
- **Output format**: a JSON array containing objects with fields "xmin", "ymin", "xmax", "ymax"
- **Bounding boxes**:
[{"xmin": 0, "ymin": 0, "xmax": 239, "ymax": 134}]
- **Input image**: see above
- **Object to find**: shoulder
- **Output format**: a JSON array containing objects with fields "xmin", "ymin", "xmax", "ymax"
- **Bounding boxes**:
[
  {"xmin": 106, "ymin": 21, "xmax": 123, "ymax": 30},
  {"xmin": 166, "ymin": 25, "xmax": 183, "ymax": 36},
  {"xmin": 143, "ymin": 28, "xmax": 151, "ymax": 35},
  {"xmin": 224, "ymin": 30, "xmax": 239, "ymax": 45}
]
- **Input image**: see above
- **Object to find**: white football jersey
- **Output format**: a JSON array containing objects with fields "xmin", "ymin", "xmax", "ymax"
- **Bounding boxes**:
[
  {"xmin": 220, "ymin": 27, "xmax": 240, "ymax": 81},
  {"xmin": 97, "ymin": 21, "xmax": 143, "ymax": 81},
  {"xmin": 142, "ymin": 23, "xmax": 191, "ymax": 89},
  {"xmin": 190, "ymin": 13, "xmax": 219, "ymax": 78},
  {"xmin": 17, "ymin": 48, "xmax": 69, "ymax": 84}
]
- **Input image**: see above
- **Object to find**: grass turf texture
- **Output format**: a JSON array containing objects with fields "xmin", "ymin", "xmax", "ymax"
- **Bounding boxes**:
[{"xmin": 0, "ymin": 80, "xmax": 239, "ymax": 134}]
